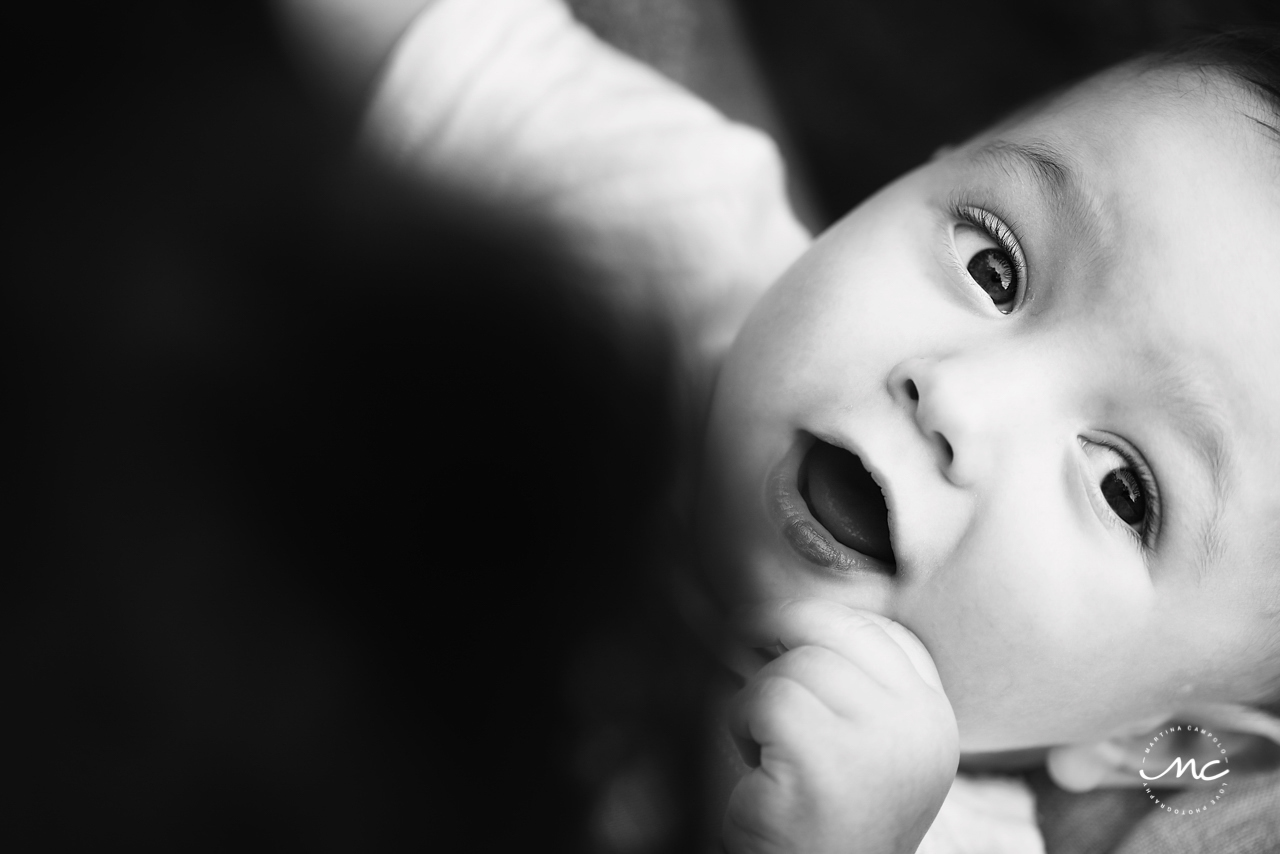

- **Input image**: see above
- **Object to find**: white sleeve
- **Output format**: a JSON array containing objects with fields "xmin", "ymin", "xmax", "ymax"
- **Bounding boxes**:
[
  {"xmin": 363, "ymin": 0, "xmax": 811, "ymax": 368},
  {"xmin": 915, "ymin": 774, "xmax": 1047, "ymax": 854}
]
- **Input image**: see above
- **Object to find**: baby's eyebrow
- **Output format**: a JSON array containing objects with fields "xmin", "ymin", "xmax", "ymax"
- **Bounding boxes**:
[
  {"xmin": 968, "ymin": 139, "xmax": 1109, "ymax": 246},
  {"xmin": 972, "ymin": 139, "xmax": 1075, "ymax": 195}
]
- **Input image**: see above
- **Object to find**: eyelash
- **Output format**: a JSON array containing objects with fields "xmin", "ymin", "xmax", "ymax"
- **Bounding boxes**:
[
  {"xmin": 1084, "ymin": 436, "xmax": 1163, "ymax": 551},
  {"xmin": 951, "ymin": 203, "xmax": 1030, "ymax": 310}
]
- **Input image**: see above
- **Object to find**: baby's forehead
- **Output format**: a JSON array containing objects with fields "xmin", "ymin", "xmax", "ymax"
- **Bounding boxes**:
[
  {"xmin": 971, "ymin": 67, "xmax": 1279, "ymax": 289},
  {"xmin": 1006, "ymin": 64, "xmax": 1280, "ymax": 172}
]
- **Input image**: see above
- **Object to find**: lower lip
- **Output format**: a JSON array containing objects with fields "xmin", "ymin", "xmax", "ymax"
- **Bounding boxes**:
[{"xmin": 766, "ymin": 435, "xmax": 891, "ymax": 575}]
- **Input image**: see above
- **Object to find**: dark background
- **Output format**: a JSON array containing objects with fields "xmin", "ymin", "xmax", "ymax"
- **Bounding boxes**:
[
  {"xmin": 737, "ymin": 0, "xmax": 1280, "ymax": 220},
  {"xmin": 10, "ymin": 1, "xmax": 1280, "ymax": 851}
]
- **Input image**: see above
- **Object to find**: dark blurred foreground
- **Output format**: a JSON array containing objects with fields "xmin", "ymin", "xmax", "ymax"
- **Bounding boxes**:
[{"xmin": 11, "ymin": 3, "xmax": 713, "ymax": 849}]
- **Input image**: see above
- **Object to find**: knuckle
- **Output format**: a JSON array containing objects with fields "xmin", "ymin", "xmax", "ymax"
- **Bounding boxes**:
[
  {"xmin": 834, "ymin": 610, "xmax": 883, "ymax": 640},
  {"xmin": 770, "ymin": 644, "xmax": 839, "ymax": 686},
  {"xmin": 787, "ymin": 643, "xmax": 829, "ymax": 668},
  {"xmin": 755, "ymin": 673, "xmax": 795, "ymax": 702},
  {"xmin": 753, "ymin": 674, "xmax": 805, "ymax": 714}
]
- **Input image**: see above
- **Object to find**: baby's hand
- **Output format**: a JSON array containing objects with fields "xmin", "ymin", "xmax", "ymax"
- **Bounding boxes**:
[{"xmin": 724, "ymin": 599, "xmax": 958, "ymax": 854}]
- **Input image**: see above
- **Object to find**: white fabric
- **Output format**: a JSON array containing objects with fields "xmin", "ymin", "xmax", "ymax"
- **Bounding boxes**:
[
  {"xmin": 364, "ymin": 0, "xmax": 811, "ymax": 370},
  {"xmin": 916, "ymin": 774, "xmax": 1046, "ymax": 854}
]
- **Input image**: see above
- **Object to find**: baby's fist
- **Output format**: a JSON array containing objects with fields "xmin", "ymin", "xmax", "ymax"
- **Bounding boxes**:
[{"xmin": 723, "ymin": 599, "xmax": 958, "ymax": 854}]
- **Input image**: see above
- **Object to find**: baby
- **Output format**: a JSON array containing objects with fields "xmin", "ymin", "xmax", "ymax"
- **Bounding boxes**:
[
  {"xmin": 696, "ymin": 31, "xmax": 1280, "ymax": 853},
  {"xmin": 282, "ymin": 1, "xmax": 1280, "ymax": 850}
]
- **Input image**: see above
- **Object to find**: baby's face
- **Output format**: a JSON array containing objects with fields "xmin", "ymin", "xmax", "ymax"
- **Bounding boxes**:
[{"xmin": 697, "ymin": 69, "xmax": 1280, "ymax": 752}]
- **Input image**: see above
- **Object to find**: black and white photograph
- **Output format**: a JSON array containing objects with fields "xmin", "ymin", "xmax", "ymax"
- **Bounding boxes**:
[{"xmin": 11, "ymin": 1, "xmax": 1280, "ymax": 851}]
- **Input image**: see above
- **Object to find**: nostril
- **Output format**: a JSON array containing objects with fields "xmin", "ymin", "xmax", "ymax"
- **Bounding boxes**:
[
  {"xmin": 936, "ymin": 433, "xmax": 954, "ymax": 466},
  {"xmin": 905, "ymin": 379, "xmax": 919, "ymax": 402}
]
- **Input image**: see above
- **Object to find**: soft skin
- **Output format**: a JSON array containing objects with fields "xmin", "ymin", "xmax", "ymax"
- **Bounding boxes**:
[
  {"xmin": 698, "ymin": 67, "xmax": 1280, "ymax": 754},
  {"xmin": 724, "ymin": 600, "xmax": 958, "ymax": 854}
]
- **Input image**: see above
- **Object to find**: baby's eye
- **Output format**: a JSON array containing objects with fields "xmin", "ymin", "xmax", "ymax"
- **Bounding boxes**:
[
  {"xmin": 1100, "ymin": 468, "xmax": 1147, "ymax": 529},
  {"xmin": 1081, "ymin": 438, "xmax": 1160, "ymax": 548},
  {"xmin": 952, "ymin": 207, "xmax": 1026, "ymax": 314},
  {"xmin": 967, "ymin": 249, "xmax": 1017, "ymax": 310}
]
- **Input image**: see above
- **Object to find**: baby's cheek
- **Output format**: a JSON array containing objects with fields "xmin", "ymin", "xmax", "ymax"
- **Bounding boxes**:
[{"xmin": 907, "ymin": 530, "xmax": 1153, "ymax": 748}]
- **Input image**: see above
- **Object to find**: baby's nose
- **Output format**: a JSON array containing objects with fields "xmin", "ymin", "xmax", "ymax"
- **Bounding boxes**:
[{"xmin": 887, "ymin": 355, "xmax": 1018, "ymax": 487}]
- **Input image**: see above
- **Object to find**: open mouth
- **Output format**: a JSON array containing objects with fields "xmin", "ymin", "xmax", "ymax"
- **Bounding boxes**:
[{"xmin": 799, "ymin": 439, "xmax": 897, "ymax": 570}]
